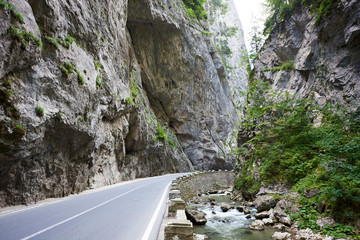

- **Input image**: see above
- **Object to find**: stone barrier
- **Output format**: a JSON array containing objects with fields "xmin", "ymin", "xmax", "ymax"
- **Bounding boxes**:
[{"xmin": 163, "ymin": 170, "xmax": 234, "ymax": 240}]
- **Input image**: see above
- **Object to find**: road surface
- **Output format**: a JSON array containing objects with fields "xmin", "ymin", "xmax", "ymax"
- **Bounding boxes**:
[{"xmin": 0, "ymin": 173, "xmax": 186, "ymax": 240}]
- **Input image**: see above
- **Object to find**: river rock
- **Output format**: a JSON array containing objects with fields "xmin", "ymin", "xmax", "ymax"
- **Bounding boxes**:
[
  {"xmin": 262, "ymin": 218, "xmax": 274, "ymax": 226},
  {"xmin": 236, "ymin": 206, "xmax": 245, "ymax": 212},
  {"xmin": 250, "ymin": 220, "xmax": 265, "ymax": 231},
  {"xmin": 194, "ymin": 233, "xmax": 208, "ymax": 240},
  {"xmin": 220, "ymin": 203, "xmax": 231, "ymax": 212},
  {"xmin": 255, "ymin": 211, "xmax": 269, "ymax": 219},
  {"xmin": 246, "ymin": 215, "xmax": 252, "ymax": 219},
  {"xmin": 279, "ymin": 216, "xmax": 292, "ymax": 226},
  {"xmin": 185, "ymin": 206, "xmax": 207, "ymax": 225},
  {"xmin": 273, "ymin": 223, "xmax": 287, "ymax": 231},
  {"xmin": 254, "ymin": 195, "xmax": 278, "ymax": 211},
  {"xmin": 295, "ymin": 228, "xmax": 322, "ymax": 240},
  {"xmin": 316, "ymin": 217, "xmax": 335, "ymax": 228},
  {"xmin": 272, "ymin": 232, "xmax": 292, "ymax": 240},
  {"xmin": 244, "ymin": 208, "xmax": 251, "ymax": 215}
]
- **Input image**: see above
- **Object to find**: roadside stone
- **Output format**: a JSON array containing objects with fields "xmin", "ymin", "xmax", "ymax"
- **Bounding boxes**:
[
  {"xmin": 250, "ymin": 220, "xmax": 265, "ymax": 231},
  {"xmin": 254, "ymin": 195, "xmax": 278, "ymax": 211},
  {"xmin": 220, "ymin": 203, "xmax": 231, "ymax": 212},
  {"xmin": 316, "ymin": 217, "xmax": 335, "ymax": 228},
  {"xmin": 262, "ymin": 218, "xmax": 274, "ymax": 226},
  {"xmin": 272, "ymin": 232, "xmax": 292, "ymax": 240},
  {"xmin": 255, "ymin": 211, "xmax": 269, "ymax": 219},
  {"xmin": 185, "ymin": 206, "xmax": 207, "ymax": 225},
  {"xmin": 273, "ymin": 223, "xmax": 287, "ymax": 231}
]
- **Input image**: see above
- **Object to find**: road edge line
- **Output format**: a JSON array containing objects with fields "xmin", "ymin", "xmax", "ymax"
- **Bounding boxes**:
[{"xmin": 141, "ymin": 182, "xmax": 171, "ymax": 240}]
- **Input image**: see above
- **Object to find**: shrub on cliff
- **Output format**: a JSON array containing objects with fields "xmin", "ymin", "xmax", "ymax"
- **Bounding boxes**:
[
  {"xmin": 235, "ymin": 79, "xmax": 360, "ymax": 234},
  {"xmin": 182, "ymin": 0, "xmax": 207, "ymax": 20}
]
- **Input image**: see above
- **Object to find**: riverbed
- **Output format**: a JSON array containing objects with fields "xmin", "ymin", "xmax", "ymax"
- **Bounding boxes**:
[{"xmin": 190, "ymin": 194, "xmax": 275, "ymax": 240}]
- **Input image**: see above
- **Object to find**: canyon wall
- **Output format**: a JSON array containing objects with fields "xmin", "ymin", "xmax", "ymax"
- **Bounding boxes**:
[{"xmin": 0, "ymin": 0, "xmax": 246, "ymax": 206}]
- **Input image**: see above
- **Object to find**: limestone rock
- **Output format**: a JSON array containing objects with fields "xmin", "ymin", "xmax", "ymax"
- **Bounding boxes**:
[
  {"xmin": 220, "ymin": 203, "xmax": 231, "ymax": 212},
  {"xmin": 0, "ymin": 0, "xmax": 246, "ymax": 206},
  {"xmin": 272, "ymin": 232, "xmax": 292, "ymax": 240},
  {"xmin": 273, "ymin": 223, "xmax": 287, "ymax": 231},
  {"xmin": 316, "ymin": 217, "xmax": 335, "ymax": 228},
  {"xmin": 262, "ymin": 218, "xmax": 274, "ymax": 226},
  {"xmin": 254, "ymin": 195, "xmax": 278, "ymax": 212},
  {"xmin": 185, "ymin": 206, "xmax": 207, "ymax": 225},
  {"xmin": 255, "ymin": 211, "xmax": 269, "ymax": 219},
  {"xmin": 295, "ymin": 228, "xmax": 322, "ymax": 240},
  {"xmin": 250, "ymin": 220, "xmax": 265, "ymax": 231},
  {"xmin": 236, "ymin": 205, "xmax": 245, "ymax": 212}
]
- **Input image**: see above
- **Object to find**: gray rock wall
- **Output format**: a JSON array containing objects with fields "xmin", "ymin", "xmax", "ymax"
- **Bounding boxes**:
[
  {"xmin": 0, "ymin": 0, "xmax": 244, "ymax": 206},
  {"xmin": 252, "ymin": 0, "xmax": 360, "ymax": 106}
]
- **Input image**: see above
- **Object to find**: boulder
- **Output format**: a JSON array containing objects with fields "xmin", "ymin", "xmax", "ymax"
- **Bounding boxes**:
[
  {"xmin": 250, "ymin": 220, "xmax": 265, "ymax": 231},
  {"xmin": 255, "ymin": 211, "xmax": 269, "ymax": 219},
  {"xmin": 246, "ymin": 215, "xmax": 252, "ymax": 219},
  {"xmin": 273, "ymin": 223, "xmax": 287, "ymax": 231},
  {"xmin": 295, "ymin": 228, "xmax": 322, "ymax": 240},
  {"xmin": 254, "ymin": 195, "xmax": 278, "ymax": 211},
  {"xmin": 244, "ymin": 208, "xmax": 251, "ymax": 215},
  {"xmin": 236, "ymin": 206, "xmax": 245, "ymax": 212},
  {"xmin": 220, "ymin": 203, "xmax": 231, "ymax": 212},
  {"xmin": 185, "ymin": 206, "xmax": 207, "ymax": 225},
  {"xmin": 272, "ymin": 232, "xmax": 292, "ymax": 240},
  {"xmin": 303, "ymin": 188, "xmax": 319, "ymax": 198},
  {"xmin": 279, "ymin": 216, "xmax": 292, "ymax": 226},
  {"xmin": 262, "ymin": 218, "xmax": 274, "ymax": 226},
  {"xmin": 316, "ymin": 217, "xmax": 335, "ymax": 228}
]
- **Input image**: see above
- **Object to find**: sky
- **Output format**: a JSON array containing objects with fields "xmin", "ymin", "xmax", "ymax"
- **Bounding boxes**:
[{"xmin": 233, "ymin": 0, "xmax": 267, "ymax": 51}]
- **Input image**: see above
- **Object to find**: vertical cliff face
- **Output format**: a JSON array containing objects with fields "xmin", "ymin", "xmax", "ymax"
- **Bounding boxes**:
[
  {"xmin": 0, "ymin": 0, "xmax": 246, "ymax": 206},
  {"xmin": 252, "ymin": 0, "xmax": 360, "ymax": 106},
  {"xmin": 206, "ymin": 0, "xmax": 248, "ymax": 106}
]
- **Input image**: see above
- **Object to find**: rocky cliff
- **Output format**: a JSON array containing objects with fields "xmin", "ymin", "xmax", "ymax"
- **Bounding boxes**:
[
  {"xmin": 252, "ymin": 0, "xmax": 360, "ymax": 106},
  {"xmin": 0, "ymin": 0, "xmax": 246, "ymax": 206}
]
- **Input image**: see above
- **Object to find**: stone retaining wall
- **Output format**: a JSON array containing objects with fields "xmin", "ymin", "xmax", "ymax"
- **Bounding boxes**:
[{"xmin": 164, "ymin": 170, "xmax": 234, "ymax": 240}]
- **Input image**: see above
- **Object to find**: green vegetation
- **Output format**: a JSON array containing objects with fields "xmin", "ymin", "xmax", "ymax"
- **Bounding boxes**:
[
  {"xmin": 59, "ymin": 62, "xmax": 86, "ymax": 85},
  {"xmin": 35, "ymin": 106, "xmax": 44, "ymax": 117},
  {"xmin": 45, "ymin": 35, "xmax": 74, "ymax": 49},
  {"xmin": 201, "ymin": 30, "xmax": 210, "ymax": 36},
  {"xmin": 14, "ymin": 124, "xmax": 25, "ymax": 135},
  {"xmin": 96, "ymin": 75, "xmax": 103, "ymax": 89},
  {"xmin": 182, "ymin": 0, "xmax": 207, "ymax": 20},
  {"xmin": 261, "ymin": 60, "xmax": 295, "ymax": 72},
  {"xmin": 0, "ymin": 0, "xmax": 24, "ymax": 23},
  {"xmin": 7, "ymin": 25, "xmax": 43, "ymax": 48},
  {"xmin": 125, "ymin": 70, "xmax": 139, "ymax": 105},
  {"xmin": 263, "ymin": 0, "xmax": 339, "ymax": 34},
  {"xmin": 235, "ymin": 79, "xmax": 360, "ymax": 237},
  {"xmin": 152, "ymin": 123, "xmax": 176, "ymax": 148}
]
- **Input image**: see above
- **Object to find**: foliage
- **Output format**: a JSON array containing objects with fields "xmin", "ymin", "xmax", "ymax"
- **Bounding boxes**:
[
  {"xmin": 14, "ymin": 124, "xmax": 25, "ymax": 135},
  {"xmin": 263, "ymin": 0, "xmax": 339, "ymax": 34},
  {"xmin": 59, "ymin": 62, "xmax": 86, "ymax": 85},
  {"xmin": 96, "ymin": 75, "xmax": 103, "ymax": 89},
  {"xmin": 0, "ymin": 0, "xmax": 24, "ymax": 23},
  {"xmin": 261, "ymin": 60, "xmax": 295, "ymax": 72},
  {"xmin": 208, "ymin": 0, "xmax": 228, "ymax": 16},
  {"xmin": 35, "ymin": 106, "xmax": 44, "ymax": 117},
  {"xmin": 235, "ymin": 79, "xmax": 360, "ymax": 229},
  {"xmin": 301, "ymin": 0, "xmax": 340, "ymax": 25},
  {"xmin": 182, "ymin": 0, "xmax": 207, "ymax": 20},
  {"xmin": 151, "ymin": 123, "xmax": 176, "ymax": 149},
  {"xmin": 201, "ymin": 30, "xmax": 210, "ymax": 36},
  {"xmin": 46, "ymin": 35, "xmax": 74, "ymax": 49},
  {"xmin": 125, "ymin": 70, "xmax": 139, "ymax": 105},
  {"xmin": 7, "ymin": 25, "xmax": 42, "ymax": 47}
]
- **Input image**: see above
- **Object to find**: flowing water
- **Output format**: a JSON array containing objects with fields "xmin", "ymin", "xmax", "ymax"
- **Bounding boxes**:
[{"xmin": 191, "ymin": 194, "xmax": 275, "ymax": 240}]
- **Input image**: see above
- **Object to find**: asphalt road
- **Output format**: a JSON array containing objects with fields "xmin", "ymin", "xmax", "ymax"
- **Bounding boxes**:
[{"xmin": 0, "ymin": 173, "xmax": 186, "ymax": 240}]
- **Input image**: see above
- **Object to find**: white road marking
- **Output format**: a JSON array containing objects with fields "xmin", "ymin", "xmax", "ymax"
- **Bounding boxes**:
[
  {"xmin": 19, "ymin": 184, "xmax": 149, "ymax": 240},
  {"xmin": 141, "ymin": 182, "xmax": 171, "ymax": 240}
]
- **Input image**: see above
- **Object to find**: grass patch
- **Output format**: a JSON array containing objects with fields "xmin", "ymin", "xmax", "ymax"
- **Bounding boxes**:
[
  {"xmin": 59, "ymin": 62, "xmax": 86, "ymax": 85},
  {"xmin": 261, "ymin": 60, "xmax": 295, "ymax": 72},
  {"xmin": 0, "ymin": 0, "xmax": 24, "ymax": 23},
  {"xmin": 35, "ymin": 106, "xmax": 44, "ymax": 117},
  {"xmin": 8, "ymin": 25, "xmax": 42, "ymax": 48},
  {"xmin": 14, "ymin": 124, "xmax": 25, "ymax": 135}
]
